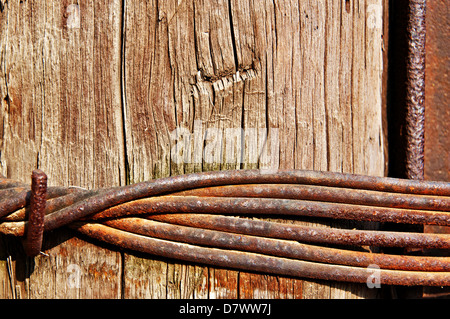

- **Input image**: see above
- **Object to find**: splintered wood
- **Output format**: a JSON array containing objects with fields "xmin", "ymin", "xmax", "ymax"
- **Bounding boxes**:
[{"xmin": 0, "ymin": 0, "xmax": 386, "ymax": 299}]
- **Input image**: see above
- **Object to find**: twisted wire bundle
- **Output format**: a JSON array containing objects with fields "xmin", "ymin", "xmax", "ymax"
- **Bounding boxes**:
[{"xmin": 1, "ymin": 169, "xmax": 449, "ymax": 286}]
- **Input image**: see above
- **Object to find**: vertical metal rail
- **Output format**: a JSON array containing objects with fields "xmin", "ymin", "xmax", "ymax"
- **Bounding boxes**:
[{"xmin": 405, "ymin": 0, "xmax": 426, "ymax": 180}]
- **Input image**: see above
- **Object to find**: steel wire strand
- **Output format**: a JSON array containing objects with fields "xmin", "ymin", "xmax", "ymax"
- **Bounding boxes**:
[
  {"xmin": 87, "ymin": 195, "xmax": 450, "ymax": 226},
  {"xmin": 72, "ymin": 221, "xmax": 450, "ymax": 287},
  {"xmin": 3, "ymin": 169, "xmax": 450, "ymax": 226},
  {"xmin": 2, "ymin": 169, "xmax": 450, "ymax": 226},
  {"xmin": 0, "ymin": 185, "xmax": 81, "ymax": 219},
  {"xmin": 2, "ymin": 202, "xmax": 449, "ymax": 249},
  {"xmin": 148, "ymin": 213, "xmax": 450, "ymax": 249},
  {"xmin": 3, "ymin": 183, "xmax": 450, "ymax": 225},
  {"xmin": 172, "ymin": 184, "xmax": 450, "ymax": 211},
  {"xmin": 102, "ymin": 217, "xmax": 450, "ymax": 271},
  {"xmin": 1, "ymin": 171, "xmax": 450, "ymax": 246},
  {"xmin": 1, "ymin": 170, "xmax": 449, "ymax": 286}
]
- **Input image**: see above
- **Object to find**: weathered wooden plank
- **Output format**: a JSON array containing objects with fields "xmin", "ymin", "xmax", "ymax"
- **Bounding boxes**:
[
  {"xmin": 121, "ymin": 0, "xmax": 206, "ymax": 299},
  {"xmin": 121, "ymin": 0, "xmax": 385, "ymax": 299},
  {"xmin": 0, "ymin": 0, "xmax": 124, "ymax": 298},
  {"xmin": 1, "ymin": 0, "xmax": 387, "ymax": 299}
]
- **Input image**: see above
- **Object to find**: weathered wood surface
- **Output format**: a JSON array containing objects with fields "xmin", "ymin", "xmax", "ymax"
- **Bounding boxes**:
[{"xmin": 0, "ymin": 0, "xmax": 386, "ymax": 299}]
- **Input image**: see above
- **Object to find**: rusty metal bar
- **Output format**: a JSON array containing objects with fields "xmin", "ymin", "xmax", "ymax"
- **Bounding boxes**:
[
  {"xmin": 1, "ymin": 170, "xmax": 450, "ymax": 242},
  {"xmin": 3, "ymin": 205, "xmax": 449, "ymax": 250},
  {"xmin": 0, "ymin": 185, "xmax": 79, "ymax": 219},
  {"xmin": 73, "ymin": 222, "xmax": 450, "ymax": 287},
  {"xmin": 1, "ymin": 170, "xmax": 449, "ymax": 286},
  {"xmin": 0, "ymin": 175, "xmax": 27, "ymax": 189},
  {"xmin": 405, "ymin": 0, "xmax": 427, "ymax": 180},
  {"xmin": 22, "ymin": 170, "xmax": 47, "ymax": 257},
  {"xmin": 422, "ymin": 0, "xmax": 450, "ymax": 299},
  {"xmin": 4, "ymin": 183, "xmax": 450, "ymax": 225},
  {"xmin": 172, "ymin": 184, "xmax": 450, "ymax": 211},
  {"xmin": 2, "ymin": 190, "xmax": 94, "ymax": 222},
  {"xmin": 103, "ymin": 217, "xmax": 450, "ymax": 271},
  {"xmin": 2, "ymin": 169, "xmax": 449, "ymax": 224},
  {"xmin": 148, "ymin": 213, "xmax": 450, "ymax": 249},
  {"xmin": 88, "ymin": 195, "xmax": 450, "ymax": 226}
]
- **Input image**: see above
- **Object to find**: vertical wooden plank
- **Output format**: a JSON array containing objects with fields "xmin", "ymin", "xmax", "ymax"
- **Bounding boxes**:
[
  {"xmin": 325, "ymin": 0, "xmax": 353, "ymax": 174},
  {"xmin": 122, "ymin": 0, "xmax": 175, "ymax": 183},
  {"xmin": 351, "ymin": 0, "xmax": 384, "ymax": 177},
  {"xmin": 296, "ymin": 0, "xmax": 330, "ymax": 297},
  {"xmin": 0, "ymin": 0, "xmax": 124, "ymax": 298},
  {"xmin": 121, "ymin": 0, "xmax": 208, "ymax": 299},
  {"xmin": 122, "ymin": 0, "xmax": 385, "ymax": 299},
  {"xmin": 235, "ymin": 0, "xmax": 304, "ymax": 298},
  {"xmin": 0, "ymin": 1, "xmax": 44, "ymax": 178},
  {"xmin": 0, "ymin": 0, "xmax": 48, "ymax": 298}
]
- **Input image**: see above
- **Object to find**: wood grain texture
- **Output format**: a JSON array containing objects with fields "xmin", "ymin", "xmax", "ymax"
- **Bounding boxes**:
[
  {"xmin": 0, "ymin": 0, "xmax": 124, "ymax": 298},
  {"xmin": 1, "ymin": 0, "xmax": 386, "ymax": 299}
]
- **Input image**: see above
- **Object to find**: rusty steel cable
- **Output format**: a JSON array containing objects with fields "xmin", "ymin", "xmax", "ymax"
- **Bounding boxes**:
[
  {"xmin": 147, "ymin": 214, "xmax": 450, "ymax": 249},
  {"xmin": 73, "ymin": 222, "xmax": 450, "ymax": 287},
  {"xmin": 0, "ymin": 169, "xmax": 449, "ymax": 286},
  {"xmin": 173, "ymin": 184, "xmax": 450, "ymax": 211},
  {"xmin": 87, "ymin": 195, "xmax": 450, "ymax": 226},
  {"xmin": 102, "ymin": 217, "xmax": 450, "ymax": 272}
]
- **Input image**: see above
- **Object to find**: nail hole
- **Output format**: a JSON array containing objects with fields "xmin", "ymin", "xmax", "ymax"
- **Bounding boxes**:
[
  {"xmin": 3, "ymin": 94, "xmax": 10, "ymax": 110},
  {"xmin": 345, "ymin": 0, "xmax": 350, "ymax": 13}
]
